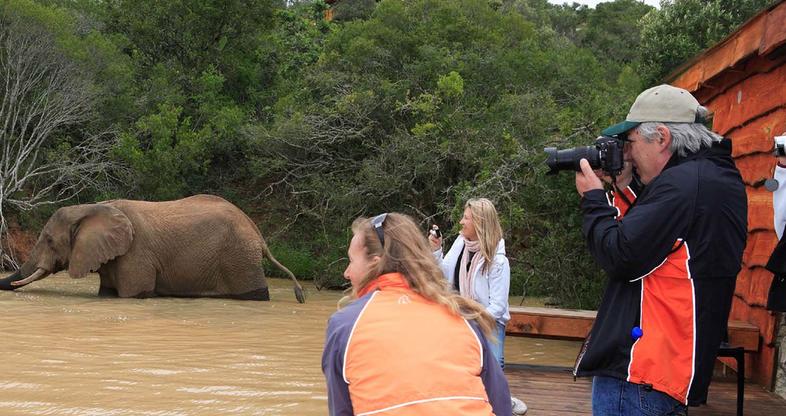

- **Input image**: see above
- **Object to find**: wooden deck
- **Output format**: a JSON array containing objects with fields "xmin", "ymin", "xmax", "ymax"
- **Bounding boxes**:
[{"xmin": 505, "ymin": 364, "xmax": 786, "ymax": 415}]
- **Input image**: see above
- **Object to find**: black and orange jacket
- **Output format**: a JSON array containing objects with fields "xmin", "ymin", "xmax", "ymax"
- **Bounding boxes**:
[
  {"xmin": 322, "ymin": 273, "xmax": 512, "ymax": 415},
  {"xmin": 575, "ymin": 139, "xmax": 747, "ymax": 405}
]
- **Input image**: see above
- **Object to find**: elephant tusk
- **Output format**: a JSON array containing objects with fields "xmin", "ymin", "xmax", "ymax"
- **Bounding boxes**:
[{"xmin": 11, "ymin": 268, "xmax": 48, "ymax": 286}]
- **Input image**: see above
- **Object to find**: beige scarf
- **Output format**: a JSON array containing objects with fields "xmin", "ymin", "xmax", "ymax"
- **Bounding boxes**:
[{"xmin": 458, "ymin": 238, "xmax": 483, "ymax": 301}]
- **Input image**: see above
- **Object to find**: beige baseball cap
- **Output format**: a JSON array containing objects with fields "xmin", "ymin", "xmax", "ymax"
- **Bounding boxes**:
[{"xmin": 602, "ymin": 84, "xmax": 701, "ymax": 136}]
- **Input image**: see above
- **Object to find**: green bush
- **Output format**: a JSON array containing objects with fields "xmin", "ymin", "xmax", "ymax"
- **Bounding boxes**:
[
  {"xmin": 262, "ymin": 232, "xmax": 350, "ymax": 290},
  {"xmin": 263, "ymin": 241, "xmax": 316, "ymax": 280}
]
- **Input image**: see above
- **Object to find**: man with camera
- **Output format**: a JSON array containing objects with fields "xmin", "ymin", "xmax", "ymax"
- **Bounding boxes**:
[{"xmin": 573, "ymin": 84, "xmax": 748, "ymax": 415}]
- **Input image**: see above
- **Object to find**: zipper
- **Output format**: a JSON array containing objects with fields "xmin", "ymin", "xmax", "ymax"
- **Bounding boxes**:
[{"xmin": 573, "ymin": 333, "xmax": 591, "ymax": 379}]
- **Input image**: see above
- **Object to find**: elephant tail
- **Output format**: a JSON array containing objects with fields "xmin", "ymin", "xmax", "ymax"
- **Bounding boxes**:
[{"xmin": 261, "ymin": 240, "xmax": 305, "ymax": 304}]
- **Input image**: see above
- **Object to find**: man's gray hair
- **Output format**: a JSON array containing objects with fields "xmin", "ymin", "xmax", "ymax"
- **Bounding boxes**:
[{"xmin": 636, "ymin": 107, "xmax": 723, "ymax": 157}]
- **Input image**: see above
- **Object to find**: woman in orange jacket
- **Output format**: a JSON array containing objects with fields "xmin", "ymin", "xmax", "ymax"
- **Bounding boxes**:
[{"xmin": 322, "ymin": 212, "xmax": 512, "ymax": 415}]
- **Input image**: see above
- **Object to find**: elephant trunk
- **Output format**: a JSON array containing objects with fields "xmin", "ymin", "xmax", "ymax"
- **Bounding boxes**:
[{"xmin": 0, "ymin": 267, "xmax": 49, "ymax": 290}]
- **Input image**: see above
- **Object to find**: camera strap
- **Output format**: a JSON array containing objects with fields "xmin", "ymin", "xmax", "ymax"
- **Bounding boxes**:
[{"xmin": 611, "ymin": 178, "xmax": 633, "ymax": 208}]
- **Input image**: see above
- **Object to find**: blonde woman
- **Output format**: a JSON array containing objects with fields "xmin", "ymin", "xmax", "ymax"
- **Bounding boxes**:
[
  {"xmin": 430, "ymin": 198, "xmax": 527, "ymax": 415},
  {"xmin": 322, "ymin": 213, "xmax": 512, "ymax": 415}
]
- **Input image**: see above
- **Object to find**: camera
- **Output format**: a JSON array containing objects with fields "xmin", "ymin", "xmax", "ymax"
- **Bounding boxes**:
[
  {"xmin": 429, "ymin": 224, "xmax": 441, "ymax": 239},
  {"xmin": 774, "ymin": 135, "xmax": 786, "ymax": 157},
  {"xmin": 544, "ymin": 136, "xmax": 625, "ymax": 176}
]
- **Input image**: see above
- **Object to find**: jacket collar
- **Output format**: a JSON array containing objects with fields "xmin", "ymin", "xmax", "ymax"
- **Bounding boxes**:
[
  {"xmin": 662, "ymin": 138, "xmax": 733, "ymax": 172},
  {"xmin": 357, "ymin": 272, "xmax": 410, "ymax": 297}
]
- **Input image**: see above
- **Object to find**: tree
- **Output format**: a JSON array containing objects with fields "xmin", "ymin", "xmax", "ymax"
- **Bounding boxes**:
[
  {"xmin": 639, "ymin": 0, "xmax": 774, "ymax": 84},
  {"xmin": 579, "ymin": 0, "xmax": 654, "ymax": 64},
  {"xmin": 103, "ymin": 0, "xmax": 277, "ymax": 108},
  {"xmin": 501, "ymin": 0, "xmax": 591, "ymax": 41},
  {"xmin": 0, "ymin": 2, "xmax": 121, "ymax": 268},
  {"xmin": 331, "ymin": 0, "xmax": 377, "ymax": 21},
  {"xmin": 101, "ymin": 0, "xmax": 284, "ymax": 199}
]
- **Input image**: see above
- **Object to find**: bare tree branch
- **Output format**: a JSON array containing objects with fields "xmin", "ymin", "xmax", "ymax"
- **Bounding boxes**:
[{"xmin": 0, "ymin": 11, "xmax": 120, "ymax": 268}]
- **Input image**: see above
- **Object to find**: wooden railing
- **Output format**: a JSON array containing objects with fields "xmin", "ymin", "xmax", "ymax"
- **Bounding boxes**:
[{"xmin": 507, "ymin": 306, "xmax": 760, "ymax": 352}]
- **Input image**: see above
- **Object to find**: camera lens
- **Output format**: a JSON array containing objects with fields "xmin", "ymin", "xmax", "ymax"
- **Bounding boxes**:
[{"xmin": 545, "ymin": 146, "xmax": 601, "ymax": 174}]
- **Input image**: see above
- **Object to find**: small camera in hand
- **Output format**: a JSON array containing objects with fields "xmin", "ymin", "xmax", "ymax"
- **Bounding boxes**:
[
  {"xmin": 429, "ymin": 224, "xmax": 441, "ymax": 239},
  {"xmin": 775, "ymin": 135, "xmax": 786, "ymax": 157}
]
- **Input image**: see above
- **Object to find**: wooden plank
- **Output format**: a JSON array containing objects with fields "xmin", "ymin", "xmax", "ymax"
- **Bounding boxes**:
[
  {"xmin": 735, "ymin": 153, "xmax": 774, "ymax": 187},
  {"xmin": 695, "ymin": 53, "xmax": 786, "ymax": 117},
  {"xmin": 743, "ymin": 182, "xmax": 776, "ymax": 231},
  {"xmin": 743, "ymin": 228, "xmax": 778, "ymax": 268},
  {"xmin": 733, "ymin": 13, "xmax": 766, "ymax": 67},
  {"xmin": 726, "ymin": 107, "xmax": 786, "ymax": 157},
  {"xmin": 507, "ymin": 306, "xmax": 594, "ymax": 340},
  {"xmin": 748, "ymin": 267, "xmax": 774, "ymax": 308},
  {"xmin": 701, "ymin": 36, "xmax": 740, "ymax": 86},
  {"xmin": 735, "ymin": 267, "xmax": 753, "ymax": 301},
  {"xmin": 713, "ymin": 64, "xmax": 786, "ymax": 134},
  {"xmin": 727, "ymin": 319, "xmax": 761, "ymax": 353},
  {"xmin": 760, "ymin": 2, "xmax": 786, "ymax": 56},
  {"xmin": 507, "ymin": 307, "xmax": 760, "ymax": 352},
  {"xmin": 672, "ymin": 62, "xmax": 704, "ymax": 93}
]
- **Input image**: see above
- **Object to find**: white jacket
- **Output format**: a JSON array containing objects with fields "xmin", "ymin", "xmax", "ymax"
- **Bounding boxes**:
[
  {"xmin": 434, "ymin": 235, "xmax": 511, "ymax": 324},
  {"xmin": 775, "ymin": 165, "xmax": 786, "ymax": 240}
]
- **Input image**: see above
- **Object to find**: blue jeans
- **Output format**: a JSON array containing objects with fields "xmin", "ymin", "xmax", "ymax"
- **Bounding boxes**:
[
  {"xmin": 491, "ymin": 321, "xmax": 506, "ymax": 369},
  {"xmin": 592, "ymin": 376, "xmax": 688, "ymax": 416}
]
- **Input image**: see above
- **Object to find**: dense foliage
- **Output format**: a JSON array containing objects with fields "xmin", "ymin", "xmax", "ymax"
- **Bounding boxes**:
[
  {"xmin": 2, "ymin": 0, "xmax": 770, "ymax": 308},
  {"xmin": 638, "ymin": 0, "xmax": 774, "ymax": 84}
]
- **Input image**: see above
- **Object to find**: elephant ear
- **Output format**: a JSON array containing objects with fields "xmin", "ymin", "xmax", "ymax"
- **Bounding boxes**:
[{"xmin": 68, "ymin": 205, "xmax": 134, "ymax": 278}]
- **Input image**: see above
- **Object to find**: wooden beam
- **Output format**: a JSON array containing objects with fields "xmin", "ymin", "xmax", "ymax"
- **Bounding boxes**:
[
  {"xmin": 507, "ymin": 306, "xmax": 760, "ymax": 352},
  {"xmin": 507, "ymin": 306, "xmax": 594, "ymax": 340}
]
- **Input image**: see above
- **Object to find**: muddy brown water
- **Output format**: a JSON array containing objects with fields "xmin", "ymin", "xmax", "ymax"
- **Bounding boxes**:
[{"xmin": 0, "ymin": 272, "xmax": 581, "ymax": 415}]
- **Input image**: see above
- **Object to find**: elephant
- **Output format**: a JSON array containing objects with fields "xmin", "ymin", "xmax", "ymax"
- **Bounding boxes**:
[{"xmin": 0, "ymin": 194, "xmax": 305, "ymax": 302}]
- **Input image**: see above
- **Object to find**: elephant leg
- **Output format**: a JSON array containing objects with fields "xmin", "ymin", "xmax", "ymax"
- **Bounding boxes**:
[
  {"xmin": 232, "ymin": 268, "xmax": 269, "ymax": 300},
  {"xmin": 214, "ymin": 257, "xmax": 270, "ymax": 300},
  {"xmin": 234, "ymin": 286, "xmax": 270, "ymax": 300},
  {"xmin": 114, "ymin": 260, "xmax": 157, "ymax": 298},
  {"xmin": 98, "ymin": 285, "xmax": 119, "ymax": 297},
  {"xmin": 98, "ymin": 266, "xmax": 118, "ymax": 297}
]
